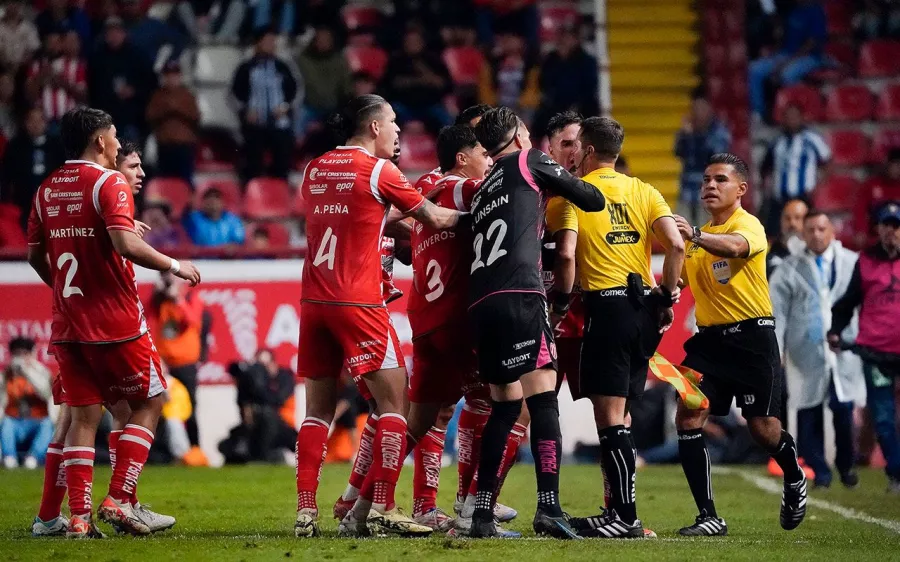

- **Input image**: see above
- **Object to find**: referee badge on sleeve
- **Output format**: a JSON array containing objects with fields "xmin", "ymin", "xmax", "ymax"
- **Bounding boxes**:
[{"xmin": 712, "ymin": 260, "xmax": 731, "ymax": 284}]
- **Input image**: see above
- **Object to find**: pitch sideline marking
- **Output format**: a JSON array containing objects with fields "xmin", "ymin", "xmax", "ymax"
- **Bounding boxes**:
[{"xmin": 714, "ymin": 466, "xmax": 900, "ymax": 534}]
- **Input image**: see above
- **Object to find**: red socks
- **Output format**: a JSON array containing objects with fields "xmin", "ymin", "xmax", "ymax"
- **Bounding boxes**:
[
  {"xmin": 107, "ymin": 430, "xmax": 140, "ymax": 505},
  {"xmin": 296, "ymin": 417, "xmax": 329, "ymax": 511},
  {"xmin": 64, "ymin": 446, "xmax": 95, "ymax": 517},
  {"xmin": 108, "ymin": 424, "xmax": 154, "ymax": 504},
  {"xmin": 457, "ymin": 402, "xmax": 489, "ymax": 499},
  {"xmin": 343, "ymin": 413, "xmax": 377, "ymax": 500},
  {"xmin": 360, "ymin": 413, "xmax": 407, "ymax": 511},
  {"xmin": 38, "ymin": 442, "xmax": 66, "ymax": 522},
  {"xmin": 413, "ymin": 427, "xmax": 445, "ymax": 515}
]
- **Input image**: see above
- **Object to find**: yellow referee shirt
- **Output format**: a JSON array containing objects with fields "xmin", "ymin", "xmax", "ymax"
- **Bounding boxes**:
[
  {"xmin": 546, "ymin": 167, "xmax": 671, "ymax": 291},
  {"xmin": 683, "ymin": 206, "xmax": 773, "ymax": 327}
]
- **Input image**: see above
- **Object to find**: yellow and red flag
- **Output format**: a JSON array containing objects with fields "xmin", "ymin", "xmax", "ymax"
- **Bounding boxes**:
[{"xmin": 648, "ymin": 353, "xmax": 709, "ymax": 410}]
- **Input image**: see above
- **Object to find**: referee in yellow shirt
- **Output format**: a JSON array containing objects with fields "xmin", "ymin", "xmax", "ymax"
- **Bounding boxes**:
[
  {"xmin": 547, "ymin": 117, "xmax": 685, "ymax": 538},
  {"xmin": 672, "ymin": 153, "xmax": 807, "ymax": 537}
]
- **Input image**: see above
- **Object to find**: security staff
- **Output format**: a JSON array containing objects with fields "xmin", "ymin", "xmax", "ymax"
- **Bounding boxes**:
[
  {"xmin": 547, "ymin": 116, "xmax": 685, "ymax": 538},
  {"xmin": 672, "ymin": 153, "xmax": 807, "ymax": 537}
]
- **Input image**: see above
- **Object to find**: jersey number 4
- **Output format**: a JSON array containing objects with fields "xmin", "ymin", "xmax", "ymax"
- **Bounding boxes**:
[
  {"xmin": 471, "ymin": 219, "xmax": 508, "ymax": 273},
  {"xmin": 313, "ymin": 227, "xmax": 337, "ymax": 270},
  {"xmin": 57, "ymin": 252, "xmax": 84, "ymax": 298}
]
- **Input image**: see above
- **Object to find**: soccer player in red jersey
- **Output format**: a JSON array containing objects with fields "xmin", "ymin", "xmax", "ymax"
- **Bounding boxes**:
[
  {"xmin": 293, "ymin": 94, "xmax": 463, "ymax": 538},
  {"xmin": 404, "ymin": 125, "xmax": 493, "ymax": 531},
  {"xmin": 32, "ymin": 141, "xmax": 176, "ymax": 536},
  {"xmin": 26, "ymin": 108, "xmax": 200, "ymax": 538}
]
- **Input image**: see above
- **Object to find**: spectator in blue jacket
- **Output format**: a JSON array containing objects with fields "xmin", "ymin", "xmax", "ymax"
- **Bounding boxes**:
[
  {"xmin": 183, "ymin": 187, "xmax": 245, "ymax": 247},
  {"xmin": 748, "ymin": 0, "xmax": 828, "ymax": 120}
]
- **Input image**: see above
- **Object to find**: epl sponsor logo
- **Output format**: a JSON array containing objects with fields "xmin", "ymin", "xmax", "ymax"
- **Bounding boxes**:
[{"xmin": 712, "ymin": 260, "xmax": 731, "ymax": 284}]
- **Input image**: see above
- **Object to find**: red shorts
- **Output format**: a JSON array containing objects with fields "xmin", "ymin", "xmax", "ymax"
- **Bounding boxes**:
[
  {"xmin": 556, "ymin": 337, "xmax": 583, "ymax": 399},
  {"xmin": 297, "ymin": 302, "xmax": 403, "ymax": 380},
  {"xmin": 54, "ymin": 333, "xmax": 166, "ymax": 407},
  {"xmin": 410, "ymin": 323, "xmax": 487, "ymax": 404},
  {"xmin": 51, "ymin": 372, "xmax": 67, "ymax": 405}
]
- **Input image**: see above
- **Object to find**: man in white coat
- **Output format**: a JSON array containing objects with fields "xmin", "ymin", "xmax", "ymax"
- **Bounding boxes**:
[{"xmin": 770, "ymin": 210, "xmax": 865, "ymax": 488}]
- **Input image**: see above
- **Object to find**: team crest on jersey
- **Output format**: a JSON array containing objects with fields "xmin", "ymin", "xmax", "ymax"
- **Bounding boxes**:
[{"xmin": 712, "ymin": 260, "xmax": 731, "ymax": 284}]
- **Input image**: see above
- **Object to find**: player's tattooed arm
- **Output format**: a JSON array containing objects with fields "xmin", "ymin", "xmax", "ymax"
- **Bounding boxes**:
[
  {"xmin": 673, "ymin": 214, "xmax": 749, "ymax": 258},
  {"xmin": 26, "ymin": 246, "xmax": 53, "ymax": 288},
  {"xmin": 108, "ymin": 229, "xmax": 202, "ymax": 285},
  {"xmin": 408, "ymin": 199, "xmax": 462, "ymax": 230}
]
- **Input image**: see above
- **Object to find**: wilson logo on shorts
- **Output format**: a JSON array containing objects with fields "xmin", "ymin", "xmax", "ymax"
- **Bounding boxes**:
[
  {"xmin": 712, "ymin": 260, "xmax": 731, "ymax": 284},
  {"xmin": 648, "ymin": 353, "xmax": 709, "ymax": 410}
]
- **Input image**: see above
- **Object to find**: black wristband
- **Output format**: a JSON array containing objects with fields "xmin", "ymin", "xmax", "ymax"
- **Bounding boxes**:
[
  {"xmin": 551, "ymin": 290, "xmax": 571, "ymax": 309},
  {"xmin": 650, "ymin": 285, "xmax": 674, "ymax": 308}
]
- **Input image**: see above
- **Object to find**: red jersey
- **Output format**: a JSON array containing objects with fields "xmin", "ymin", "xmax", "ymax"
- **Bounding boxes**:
[
  {"xmin": 301, "ymin": 146, "xmax": 425, "ymax": 306},
  {"xmin": 415, "ymin": 168, "xmax": 443, "ymax": 194},
  {"xmin": 408, "ymin": 174, "xmax": 480, "ymax": 337},
  {"xmin": 26, "ymin": 160, "xmax": 147, "ymax": 344}
]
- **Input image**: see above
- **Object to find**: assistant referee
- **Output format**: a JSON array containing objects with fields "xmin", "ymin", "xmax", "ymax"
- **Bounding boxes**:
[
  {"xmin": 546, "ymin": 116, "xmax": 685, "ymax": 538},
  {"xmin": 672, "ymin": 153, "xmax": 808, "ymax": 537}
]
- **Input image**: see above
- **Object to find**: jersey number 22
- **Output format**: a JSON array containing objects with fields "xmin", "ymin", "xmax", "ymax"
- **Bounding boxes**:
[{"xmin": 471, "ymin": 219, "xmax": 508, "ymax": 273}]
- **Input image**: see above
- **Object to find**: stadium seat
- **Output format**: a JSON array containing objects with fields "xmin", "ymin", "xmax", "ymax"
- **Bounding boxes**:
[
  {"xmin": 194, "ymin": 46, "xmax": 243, "ymax": 86},
  {"xmin": 876, "ymin": 84, "xmax": 900, "ymax": 121},
  {"xmin": 812, "ymin": 175, "xmax": 860, "ymax": 212},
  {"xmin": 824, "ymin": 1, "xmax": 852, "ymax": 36},
  {"xmin": 824, "ymin": 84, "xmax": 874, "ymax": 122},
  {"xmin": 399, "ymin": 129, "xmax": 438, "ymax": 172},
  {"xmin": 194, "ymin": 178, "xmax": 242, "ymax": 215},
  {"xmin": 248, "ymin": 221, "xmax": 291, "ymax": 247},
  {"xmin": 196, "ymin": 138, "xmax": 237, "ymax": 173},
  {"xmin": 859, "ymin": 40, "xmax": 900, "ymax": 78},
  {"xmin": 144, "ymin": 178, "xmax": 192, "ymax": 218},
  {"xmin": 345, "ymin": 45, "xmax": 388, "ymax": 81},
  {"xmin": 825, "ymin": 130, "xmax": 870, "ymax": 167},
  {"xmin": 243, "ymin": 178, "xmax": 293, "ymax": 220},
  {"xmin": 871, "ymin": 128, "xmax": 900, "ymax": 163},
  {"xmin": 705, "ymin": 44, "xmax": 727, "ymax": 73},
  {"xmin": 825, "ymin": 42, "xmax": 857, "ymax": 71},
  {"xmin": 342, "ymin": 5, "xmax": 382, "ymax": 32},
  {"xmin": 442, "ymin": 46, "xmax": 485, "ymax": 86},
  {"xmin": 197, "ymin": 88, "xmax": 240, "ymax": 131},
  {"xmin": 539, "ymin": 2, "xmax": 580, "ymax": 43},
  {"xmin": 774, "ymin": 84, "xmax": 823, "ymax": 122}
]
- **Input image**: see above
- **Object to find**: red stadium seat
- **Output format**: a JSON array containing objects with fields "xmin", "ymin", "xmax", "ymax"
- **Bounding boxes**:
[
  {"xmin": 144, "ymin": 178, "xmax": 192, "ymax": 218},
  {"xmin": 243, "ymin": 178, "xmax": 293, "ymax": 220},
  {"xmin": 870, "ymin": 128, "xmax": 900, "ymax": 164},
  {"xmin": 859, "ymin": 40, "xmax": 900, "ymax": 78},
  {"xmin": 824, "ymin": 1, "xmax": 852, "ymax": 36},
  {"xmin": 194, "ymin": 178, "xmax": 242, "ymax": 215},
  {"xmin": 824, "ymin": 84, "xmax": 874, "ymax": 122},
  {"xmin": 705, "ymin": 44, "xmax": 727, "ymax": 73},
  {"xmin": 247, "ymin": 221, "xmax": 291, "ymax": 247},
  {"xmin": 812, "ymin": 175, "xmax": 860, "ymax": 212},
  {"xmin": 539, "ymin": 2, "xmax": 580, "ymax": 43},
  {"xmin": 442, "ymin": 46, "xmax": 485, "ymax": 86},
  {"xmin": 825, "ymin": 42, "xmax": 856, "ymax": 70},
  {"xmin": 399, "ymin": 129, "xmax": 438, "ymax": 172},
  {"xmin": 341, "ymin": 5, "xmax": 382, "ymax": 32},
  {"xmin": 876, "ymin": 84, "xmax": 900, "ymax": 121},
  {"xmin": 345, "ymin": 45, "xmax": 388, "ymax": 81},
  {"xmin": 825, "ymin": 130, "xmax": 870, "ymax": 167},
  {"xmin": 774, "ymin": 85, "xmax": 823, "ymax": 122}
]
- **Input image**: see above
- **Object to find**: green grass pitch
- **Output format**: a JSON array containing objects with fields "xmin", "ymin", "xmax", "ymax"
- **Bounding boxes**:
[{"xmin": 1, "ymin": 464, "xmax": 899, "ymax": 561}]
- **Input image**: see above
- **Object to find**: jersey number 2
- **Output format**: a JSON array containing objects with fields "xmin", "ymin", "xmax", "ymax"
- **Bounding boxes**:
[
  {"xmin": 313, "ymin": 227, "xmax": 337, "ymax": 270},
  {"xmin": 471, "ymin": 219, "xmax": 508, "ymax": 273},
  {"xmin": 57, "ymin": 253, "xmax": 84, "ymax": 298}
]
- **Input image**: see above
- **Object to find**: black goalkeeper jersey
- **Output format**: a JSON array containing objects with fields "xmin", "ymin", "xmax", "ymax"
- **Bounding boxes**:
[{"xmin": 468, "ymin": 148, "xmax": 606, "ymax": 306}]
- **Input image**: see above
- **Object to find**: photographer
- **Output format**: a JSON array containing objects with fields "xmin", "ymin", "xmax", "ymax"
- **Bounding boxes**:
[
  {"xmin": 1, "ymin": 337, "xmax": 54, "ymax": 469},
  {"xmin": 149, "ymin": 272, "xmax": 207, "ymax": 466}
]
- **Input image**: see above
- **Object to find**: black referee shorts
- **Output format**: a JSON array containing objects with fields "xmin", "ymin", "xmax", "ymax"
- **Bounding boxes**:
[
  {"xmin": 682, "ymin": 317, "xmax": 782, "ymax": 418},
  {"xmin": 575, "ymin": 288, "xmax": 664, "ymax": 401},
  {"xmin": 469, "ymin": 292, "xmax": 557, "ymax": 386}
]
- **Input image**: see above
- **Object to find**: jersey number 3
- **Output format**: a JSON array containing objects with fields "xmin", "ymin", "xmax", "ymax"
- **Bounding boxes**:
[
  {"xmin": 57, "ymin": 252, "xmax": 84, "ymax": 298},
  {"xmin": 471, "ymin": 219, "xmax": 508, "ymax": 273}
]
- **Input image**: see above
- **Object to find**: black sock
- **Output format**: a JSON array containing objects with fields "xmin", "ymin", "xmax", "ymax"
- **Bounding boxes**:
[
  {"xmin": 769, "ymin": 430, "xmax": 804, "ymax": 483},
  {"xmin": 677, "ymin": 429, "xmax": 717, "ymax": 517},
  {"xmin": 598, "ymin": 425, "xmax": 637, "ymax": 524},
  {"xmin": 526, "ymin": 391, "xmax": 563, "ymax": 517},
  {"xmin": 473, "ymin": 398, "xmax": 522, "ymax": 522}
]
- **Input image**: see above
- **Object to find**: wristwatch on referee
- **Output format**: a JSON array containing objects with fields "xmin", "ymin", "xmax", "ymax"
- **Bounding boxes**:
[{"xmin": 691, "ymin": 225, "xmax": 703, "ymax": 243}]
